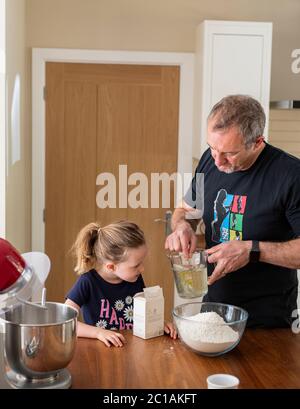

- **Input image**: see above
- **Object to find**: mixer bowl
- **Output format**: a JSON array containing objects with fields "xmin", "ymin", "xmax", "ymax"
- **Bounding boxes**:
[{"xmin": 0, "ymin": 302, "xmax": 77, "ymax": 380}]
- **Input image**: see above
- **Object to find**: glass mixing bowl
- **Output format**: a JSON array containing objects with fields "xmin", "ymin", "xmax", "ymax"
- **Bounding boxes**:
[{"xmin": 173, "ymin": 302, "xmax": 248, "ymax": 357}]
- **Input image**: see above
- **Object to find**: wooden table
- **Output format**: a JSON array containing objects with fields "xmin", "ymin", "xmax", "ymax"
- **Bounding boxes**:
[{"xmin": 67, "ymin": 329, "xmax": 300, "ymax": 389}]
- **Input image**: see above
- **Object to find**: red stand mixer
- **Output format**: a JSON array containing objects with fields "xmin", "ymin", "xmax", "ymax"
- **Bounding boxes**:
[{"xmin": 0, "ymin": 239, "xmax": 77, "ymax": 389}]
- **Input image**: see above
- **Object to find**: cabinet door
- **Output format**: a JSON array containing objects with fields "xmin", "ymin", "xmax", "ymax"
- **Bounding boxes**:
[
  {"xmin": 211, "ymin": 34, "xmax": 267, "ymax": 103},
  {"xmin": 194, "ymin": 20, "xmax": 272, "ymax": 157}
]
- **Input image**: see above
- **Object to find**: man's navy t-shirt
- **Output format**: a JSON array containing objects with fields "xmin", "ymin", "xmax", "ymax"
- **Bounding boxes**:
[
  {"xmin": 184, "ymin": 143, "xmax": 300, "ymax": 328},
  {"xmin": 66, "ymin": 270, "xmax": 145, "ymax": 330}
]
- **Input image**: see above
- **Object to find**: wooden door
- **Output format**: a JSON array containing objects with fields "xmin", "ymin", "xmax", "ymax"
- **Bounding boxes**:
[{"xmin": 45, "ymin": 62, "xmax": 179, "ymax": 319}]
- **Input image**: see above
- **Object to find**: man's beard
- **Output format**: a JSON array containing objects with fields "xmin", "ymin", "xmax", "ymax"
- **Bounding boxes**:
[{"xmin": 216, "ymin": 165, "xmax": 235, "ymax": 174}]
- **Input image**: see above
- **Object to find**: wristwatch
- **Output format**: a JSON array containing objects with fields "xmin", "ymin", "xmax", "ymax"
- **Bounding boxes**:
[{"xmin": 249, "ymin": 240, "xmax": 260, "ymax": 263}]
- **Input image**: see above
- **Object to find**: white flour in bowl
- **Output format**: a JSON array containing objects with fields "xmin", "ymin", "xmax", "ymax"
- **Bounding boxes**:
[{"xmin": 177, "ymin": 311, "xmax": 239, "ymax": 354}]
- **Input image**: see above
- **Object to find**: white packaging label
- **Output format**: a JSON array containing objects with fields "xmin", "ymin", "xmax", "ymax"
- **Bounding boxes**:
[{"xmin": 133, "ymin": 285, "xmax": 164, "ymax": 339}]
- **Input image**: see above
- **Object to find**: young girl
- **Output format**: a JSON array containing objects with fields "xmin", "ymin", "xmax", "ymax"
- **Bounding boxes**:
[{"xmin": 65, "ymin": 220, "xmax": 177, "ymax": 347}]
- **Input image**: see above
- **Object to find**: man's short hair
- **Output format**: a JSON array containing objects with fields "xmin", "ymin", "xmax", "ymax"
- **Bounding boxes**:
[{"xmin": 207, "ymin": 95, "xmax": 266, "ymax": 147}]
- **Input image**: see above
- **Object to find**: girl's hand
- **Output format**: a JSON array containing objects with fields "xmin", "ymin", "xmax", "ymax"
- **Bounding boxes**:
[
  {"xmin": 96, "ymin": 328, "xmax": 126, "ymax": 347},
  {"xmin": 164, "ymin": 321, "xmax": 177, "ymax": 339}
]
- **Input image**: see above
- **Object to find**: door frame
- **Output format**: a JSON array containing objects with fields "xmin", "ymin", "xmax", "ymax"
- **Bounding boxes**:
[{"xmin": 32, "ymin": 48, "xmax": 195, "ymax": 251}]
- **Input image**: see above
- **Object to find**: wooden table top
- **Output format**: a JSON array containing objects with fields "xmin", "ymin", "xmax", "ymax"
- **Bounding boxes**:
[{"xmin": 67, "ymin": 329, "xmax": 300, "ymax": 389}]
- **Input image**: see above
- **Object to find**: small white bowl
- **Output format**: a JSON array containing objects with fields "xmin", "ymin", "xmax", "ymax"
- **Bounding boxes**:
[{"xmin": 207, "ymin": 374, "xmax": 240, "ymax": 389}]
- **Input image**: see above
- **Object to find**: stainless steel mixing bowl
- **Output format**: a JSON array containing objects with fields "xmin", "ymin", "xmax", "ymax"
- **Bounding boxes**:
[{"xmin": 0, "ymin": 302, "xmax": 77, "ymax": 380}]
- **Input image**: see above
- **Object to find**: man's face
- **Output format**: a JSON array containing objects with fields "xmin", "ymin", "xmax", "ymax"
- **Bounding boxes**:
[{"xmin": 207, "ymin": 121, "xmax": 263, "ymax": 173}]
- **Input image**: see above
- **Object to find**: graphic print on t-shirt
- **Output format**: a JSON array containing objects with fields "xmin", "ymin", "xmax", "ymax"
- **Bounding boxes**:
[
  {"xmin": 211, "ymin": 189, "xmax": 247, "ymax": 243},
  {"xmin": 96, "ymin": 295, "xmax": 134, "ymax": 330}
]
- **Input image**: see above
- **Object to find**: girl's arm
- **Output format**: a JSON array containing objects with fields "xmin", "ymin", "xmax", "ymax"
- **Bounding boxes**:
[{"xmin": 65, "ymin": 298, "xmax": 126, "ymax": 347}]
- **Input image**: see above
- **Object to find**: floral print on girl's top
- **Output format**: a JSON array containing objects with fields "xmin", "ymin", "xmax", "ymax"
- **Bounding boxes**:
[{"xmin": 66, "ymin": 269, "xmax": 145, "ymax": 330}]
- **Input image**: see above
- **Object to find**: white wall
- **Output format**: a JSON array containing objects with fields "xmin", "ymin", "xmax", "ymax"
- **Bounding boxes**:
[
  {"xmin": 5, "ymin": 0, "xmax": 30, "ymax": 251},
  {"xmin": 0, "ymin": 0, "xmax": 5, "ymax": 238},
  {"xmin": 26, "ymin": 0, "xmax": 300, "ymax": 100}
]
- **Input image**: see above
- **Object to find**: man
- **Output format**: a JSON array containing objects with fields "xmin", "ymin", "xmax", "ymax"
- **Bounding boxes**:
[{"xmin": 165, "ymin": 95, "xmax": 300, "ymax": 328}]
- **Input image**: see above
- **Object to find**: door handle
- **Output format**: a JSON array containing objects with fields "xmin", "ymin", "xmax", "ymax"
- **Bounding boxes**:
[{"xmin": 154, "ymin": 210, "xmax": 172, "ymax": 237}]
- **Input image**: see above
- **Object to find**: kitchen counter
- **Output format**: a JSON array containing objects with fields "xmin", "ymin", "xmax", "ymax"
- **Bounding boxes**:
[{"xmin": 67, "ymin": 329, "xmax": 300, "ymax": 389}]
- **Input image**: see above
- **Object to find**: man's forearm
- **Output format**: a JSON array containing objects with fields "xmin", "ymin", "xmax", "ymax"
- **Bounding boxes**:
[
  {"xmin": 171, "ymin": 208, "xmax": 198, "ymax": 232},
  {"xmin": 259, "ymin": 238, "xmax": 300, "ymax": 269}
]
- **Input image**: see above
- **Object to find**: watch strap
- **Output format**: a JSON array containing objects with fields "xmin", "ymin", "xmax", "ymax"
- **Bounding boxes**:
[{"xmin": 249, "ymin": 240, "xmax": 260, "ymax": 263}]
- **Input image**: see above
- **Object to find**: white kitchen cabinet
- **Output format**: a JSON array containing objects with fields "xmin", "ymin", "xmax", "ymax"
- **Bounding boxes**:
[{"xmin": 193, "ymin": 20, "xmax": 273, "ymax": 158}]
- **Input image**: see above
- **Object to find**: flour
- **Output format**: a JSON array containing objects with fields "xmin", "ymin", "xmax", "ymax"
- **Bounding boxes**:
[{"xmin": 177, "ymin": 311, "xmax": 239, "ymax": 354}]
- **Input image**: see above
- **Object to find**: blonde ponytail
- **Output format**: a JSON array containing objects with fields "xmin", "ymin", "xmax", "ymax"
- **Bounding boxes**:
[
  {"xmin": 72, "ymin": 220, "xmax": 145, "ymax": 275},
  {"xmin": 72, "ymin": 222, "xmax": 100, "ymax": 274}
]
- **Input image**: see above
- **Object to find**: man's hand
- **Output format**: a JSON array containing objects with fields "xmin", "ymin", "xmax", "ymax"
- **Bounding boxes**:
[
  {"xmin": 206, "ymin": 241, "xmax": 251, "ymax": 285},
  {"xmin": 165, "ymin": 221, "xmax": 197, "ymax": 258}
]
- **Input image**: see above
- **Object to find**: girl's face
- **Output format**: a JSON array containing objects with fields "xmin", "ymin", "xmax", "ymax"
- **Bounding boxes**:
[{"xmin": 111, "ymin": 245, "xmax": 148, "ymax": 283}]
